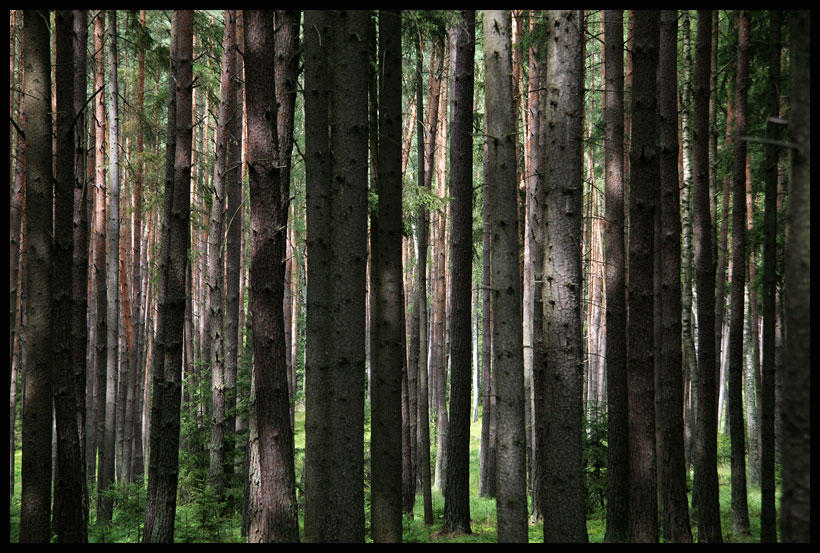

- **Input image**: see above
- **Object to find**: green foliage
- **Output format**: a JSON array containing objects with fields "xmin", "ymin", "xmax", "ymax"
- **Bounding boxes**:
[{"xmin": 583, "ymin": 401, "xmax": 609, "ymax": 516}]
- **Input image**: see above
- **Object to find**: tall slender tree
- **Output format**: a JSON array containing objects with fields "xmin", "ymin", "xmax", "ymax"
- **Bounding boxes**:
[
  {"xmin": 627, "ymin": 9, "xmax": 659, "ymax": 543},
  {"xmin": 780, "ymin": 9, "xmax": 810, "ymax": 544},
  {"xmin": 484, "ymin": 9, "xmax": 528, "ymax": 542},
  {"xmin": 692, "ymin": 9, "xmax": 723, "ymax": 543},
  {"xmin": 541, "ymin": 9, "xmax": 588, "ymax": 543},
  {"xmin": 727, "ymin": 10, "xmax": 751, "ymax": 537},
  {"xmin": 657, "ymin": 10, "xmax": 692, "ymax": 542},
  {"xmin": 442, "ymin": 8, "xmax": 475, "ymax": 537},
  {"xmin": 144, "ymin": 11, "xmax": 192, "ymax": 542},
  {"xmin": 603, "ymin": 8, "xmax": 629, "ymax": 543},
  {"xmin": 53, "ymin": 9, "xmax": 86, "ymax": 542},
  {"xmin": 370, "ymin": 8, "xmax": 404, "ymax": 543},
  {"xmin": 759, "ymin": 10, "xmax": 781, "ymax": 544},
  {"xmin": 19, "ymin": 9, "xmax": 53, "ymax": 543}
]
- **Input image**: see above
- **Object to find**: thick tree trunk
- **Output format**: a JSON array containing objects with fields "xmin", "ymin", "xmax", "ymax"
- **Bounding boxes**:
[
  {"xmin": 441, "ymin": 9, "xmax": 474, "ymax": 537},
  {"xmin": 626, "ymin": 9, "xmax": 659, "ymax": 543},
  {"xmin": 19, "ymin": 10, "xmax": 53, "ymax": 542},
  {"xmin": 540, "ymin": 10, "xmax": 588, "ymax": 544},
  {"xmin": 303, "ymin": 10, "xmax": 369, "ymax": 543},
  {"xmin": 484, "ymin": 10, "xmax": 528, "ymax": 542},
  {"xmin": 780, "ymin": 9, "xmax": 810, "ymax": 543}
]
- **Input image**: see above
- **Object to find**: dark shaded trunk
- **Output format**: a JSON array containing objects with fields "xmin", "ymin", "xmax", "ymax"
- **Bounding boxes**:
[
  {"xmin": 19, "ymin": 9, "xmax": 53, "ymax": 543},
  {"xmin": 53, "ymin": 9, "xmax": 87, "ymax": 542},
  {"xmin": 370, "ymin": 9, "xmax": 404, "ymax": 543},
  {"xmin": 602, "ymin": 8, "xmax": 630, "ymax": 543},
  {"xmin": 780, "ymin": 9, "xmax": 810, "ymax": 544},
  {"xmin": 541, "ymin": 10, "xmax": 588, "ymax": 544},
  {"xmin": 441, "ymin": 9, "xmax": 474, "ymax": 537},
  {"xmin": 691, "ymin": 9, "xmax": 723, "ymax": 543},
  {"xmin": 303, "ymin": 10, "xmax": 369, "ymax": 543},
  {"xmin": 627, "ymin": 9, "xmax": 659, "ymax": 543},
  {"xmin": 657, "ymin": 11, "xmax": 692, "ymax": 542},
  {"xmin": 143, "ymin": 11, "xmax": 192, "ymax": 542},
  {"xmin": 759, "ymin": 10, "xmax": 781, "ymax": 544},
  {"xmin": 727, "ymin": 10, "xmax": 751, "ymax": 537}
]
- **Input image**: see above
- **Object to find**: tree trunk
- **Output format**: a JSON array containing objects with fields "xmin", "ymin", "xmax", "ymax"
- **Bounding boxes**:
[
  {"xmin": 369, "ymin": 9, "xmax": 404, "ymax": 543},
  {"xmin": 692, "ymin": 9, "xmax": 723, "ymax": 543},
  {"xmin": 97, "ymin": 11, "xmax": 121, "ymax": 526},
  {"xmin": 657, "ymin": 11, "xmax": 693, "ymax": 542},
  {"xmin": 759, "ymin": 10, "xmax": 781, "ymax": 543},
  {"xmin": 303, "ymin": 10, "xmax": 369, "ymax": 543},
  {"xmin": 19, "ymin": 9, "xmax": 53, "ymax": 542},
  {"xmin": 602, "ymin": 9, "xmax": 630, "ymax": 543},
  {"xmin": 441, "ymin": 9, "xmax": 474, "ymax": 537},
  {"xmin": 53, "ymin": 10, "xmax": 87, "ymax": 542},
  {"xmin": 727, "ymin": 10, "xmax": 751, "ymax": 537},
  {"xmin": 143, "ymin": 11, "xmax": 192, "ymax": 542},
  {"xmin": 243, "ymin": 10, "xmax": 300, "ymax": 542},
  {"xmin": 780, "ymin": 9, "xmax": 810, "ymax": 543},
  {"xmin": 484, "ymin": 10, "xmax": 528, "ymax": 542},
  {"xmin": 626, "ymin": 9, "xmax": 659, "ymax": 543}
]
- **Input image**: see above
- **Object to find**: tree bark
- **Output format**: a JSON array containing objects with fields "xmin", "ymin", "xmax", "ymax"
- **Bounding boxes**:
[
  {"xmin": 692, "ymin": 9, "xmax": 723, "ymax": 543},
  {"xmin": 441, "ymin": 9, "xmax": 474, "ymax": 536},
  {"xmin": 727, "ymin": 10, "xmax": 751, "ymax": 537},
  {"xmin": 484, "ymin": 10, "xmax": 528, "ymax": 542},
  {"xmin": 602, "ymin": 8, "xmax": 630, "ymax": 543},
  {"xmin": 626, "ymin": 9, "xmax": 659, "ymax": 543},
  {"xmin": 657, "ymin": 11, "xmax": 693, "ymax": 542},
  {"xmin": 780, "ymin": 9, "xmax": 810, "ymax": 543},
  {"xmin": 369, "ymin": 9, "xmax": 404, "ymax": 543},
  {"xmin": 143, "ymin": 11, "xmax": 192, "ymax": 542},
  {"xmin": 19, "ymin": 9, "xmax": 53, "ymax": 542}
]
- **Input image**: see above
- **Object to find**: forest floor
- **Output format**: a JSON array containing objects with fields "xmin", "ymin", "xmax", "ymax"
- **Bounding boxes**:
[{"xmin": 9, "ymin": 404, "xmax": 774, "ymax": 543}]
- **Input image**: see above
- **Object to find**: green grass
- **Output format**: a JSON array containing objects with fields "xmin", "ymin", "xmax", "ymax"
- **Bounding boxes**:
[{"xmin": 8, "ymin": 406, "xmax": 778, "ymax": 543}]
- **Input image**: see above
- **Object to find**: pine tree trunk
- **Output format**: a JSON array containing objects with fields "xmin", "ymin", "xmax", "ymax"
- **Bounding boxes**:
[
  {"xmin": 484, "ymin": 10, "xmax": 528, "ymax": 542},
  {"xmin": 727, "ymin": 10, "xmax": 751, "ymax": 537},
  {"xmin": 19, "ymin": 10, "xmax": 53, "ymax": 542},
  {"xmin": 541, "ymin": 9, "xmax": 588, "ymax": 543},
  {"xmin": 626, "ymin": 9, "xmax": 659, "ymax": 543},
  {"xmin": 780, "ymin": 9, "xmax": 810, "ymax": 543}
]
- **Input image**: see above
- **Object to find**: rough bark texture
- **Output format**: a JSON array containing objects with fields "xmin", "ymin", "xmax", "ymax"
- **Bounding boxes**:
[
  {"xmin": 441, "ymin": 9, "xmax": 474, "ymax": 537},
  {"xmin": 692, "ymin": 9, "xmax": 723, "ymax": 543},
  {"xmin": 53, "ymin": 10, "xmax": 87, "ymax": 542},
  {"xmin": 484, "ymin": 10, "xmax": 528, "ymax": 542},
  {"xmin": 602, "ymin": 8, "xmax": 630, "ymax": 544},
  {"xmin": 144, "ymin": 11, "xmax": 191, "ymax": 542},
  {"xmin": 759, "ymin": 10, "xmax": 780, "ymax": 544},
  {"xmin": 657, "ymin": 11, "xmax": 692, "ymax": 542},
  {"xmin": 243, "ymin": 10, "xmax": 300, "ymax": 542},
  {"xmin": 727, "ymin": 10, "xmax": 751, "ymax": 537},
  {"xmin": 370, "ymin": 9, "xmax": 404, "ymax": 543},
  {"xmin": 627, "ymin": 9, "xmax": 659, "ymax": 543},
  {"xmin": 303, "ymin": 10, "xmax": 369, "ymax": 543},
  {"xmin": 780, "ymin": 9, "xmax": 810, "ymax": 544},
  {"xmin": 97, "ymin": 10, "xmax": 121, "ymax": 526},
  {"xmin": 20, "ymin": 9, "xmax": 53, "ymax": 543},
  {"xmin": 541, "ymin": 10, "xmax": 588, "ymax": 543}
]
